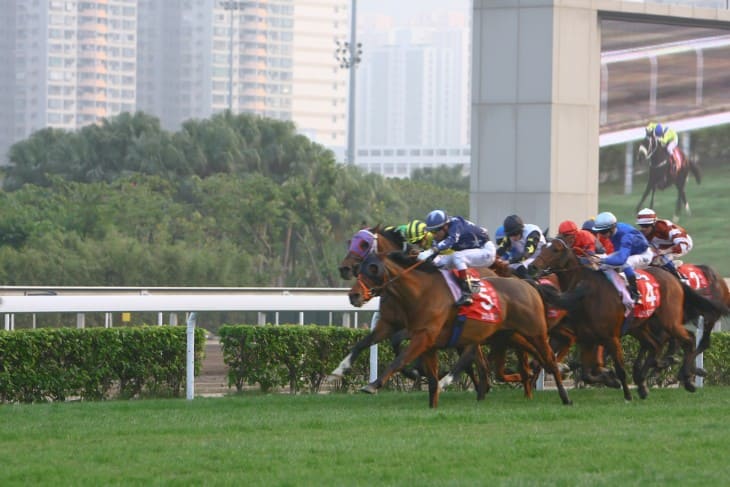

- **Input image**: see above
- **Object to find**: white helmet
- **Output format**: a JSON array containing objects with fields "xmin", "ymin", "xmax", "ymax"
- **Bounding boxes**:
[
  {"xmin": 636, "ymin": 208, "xmax": 657, "ymax": 226},
  {"xmin": 592, "ymin": 211, "xmax": 617, "ymax": 232}
]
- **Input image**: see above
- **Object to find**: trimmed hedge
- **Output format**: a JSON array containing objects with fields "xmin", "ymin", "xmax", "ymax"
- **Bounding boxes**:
[
  {"xmin": 220, "ymin": 325, "xmax": 730, "ymax": 394},
  {"xmin": 0, "ymin": 326, "xmax": 205, "ymax": 403}
]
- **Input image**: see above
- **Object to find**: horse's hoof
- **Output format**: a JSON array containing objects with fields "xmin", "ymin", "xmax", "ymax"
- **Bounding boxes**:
[
  {"xmin": 360, "ymin": 384, "xmax": 378, "ymax": 395},
  {"xmin": 695, "ymin": 367, "xmax": 707, "ymax": 377},
  {"xmin": 684, "ymin": 382, "xmax": 696, "ymax": 393}
]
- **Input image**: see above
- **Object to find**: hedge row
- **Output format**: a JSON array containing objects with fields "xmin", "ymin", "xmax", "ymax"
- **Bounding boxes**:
[
  {"xmin": 0, "ymin": 326, "xmax": 205, "ymax": 403},
  {"xmin": 220, "ymin": 325, "xmax": 730, "ymax": 393}
]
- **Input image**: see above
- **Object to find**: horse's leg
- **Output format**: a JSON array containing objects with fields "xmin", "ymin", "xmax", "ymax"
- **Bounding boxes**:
[
  {"xmin": 361, "ymin": 331, "xmax": 435, "ymax": 396},
  {"xmin": 636, "ymin": 181, "xmax": 652, "ymax": 212},
  {"xmin": 604, "ymin": 336, "xmax": 633, "ymax": 401},
  {"xmin": 524, "ymin": 334, "xmax": 572, "ymax": 405},
  {"xmin": 389, "ymin": 329, "xmax": 422, "ymax": 382},
  {"xmin": 439, "ymin": 344, "xmax": 491, "ymax": 400},
  {"xmin": 419, "ymin": 349, "xmax": 441, "ymax": 408},
  {"xmin": 473, "ymin": 345, "xmax": 491, "ymax": 400},
  {"xmin": 330, "ymin": 319, "xmax": 395, "ymax": 377}
]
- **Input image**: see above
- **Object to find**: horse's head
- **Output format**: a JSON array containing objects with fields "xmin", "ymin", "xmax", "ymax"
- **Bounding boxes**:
[
  {"xmin": 338, "ymin": 225, "xmax": 410, "ymax": 280},
  {"xmin": 637, "ymin": 136, "xmax": 658, "ymax": 162},
  {"xmin": 528, "ymin": 237, "xmax": 574, "ymax": 277},
  {"xmin": 348, "ymin": 252, "xmax": 387, "ymax": 307}
]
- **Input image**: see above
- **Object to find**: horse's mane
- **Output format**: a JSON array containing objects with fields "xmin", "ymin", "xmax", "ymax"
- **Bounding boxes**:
[{"xmin": 387, "ymin": 251, "xmax": 442, "ymax": 274}]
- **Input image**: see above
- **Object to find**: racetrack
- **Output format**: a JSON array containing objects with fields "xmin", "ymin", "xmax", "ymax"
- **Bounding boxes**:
[{"xmin": 2, "ymin": 387, "xmax": 729, "ymax": 485}]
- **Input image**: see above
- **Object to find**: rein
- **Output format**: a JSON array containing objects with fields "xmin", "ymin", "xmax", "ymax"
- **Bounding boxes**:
[{"xmin": 355, "ymin": 255, "xmax": 428, "ymax": 302}]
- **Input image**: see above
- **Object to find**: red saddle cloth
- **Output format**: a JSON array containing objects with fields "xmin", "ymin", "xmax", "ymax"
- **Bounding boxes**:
[
  {"xmin": 633, "ymin": 270, "xmax": 661, "ymax": 318},
  {"xmin": 538, "ymin": 277, "xmax": 567, "ymax": 321},
  {"xmin": 457, "ymin": 275, "xmax": 502, "ymax": 323},
  {"xmin": 678, "ymin": 264, "xmax": 709, "ymax": 294},
  {"xmin": 670, "ymin": 148, "xmax": 685, "ymax": 177}
]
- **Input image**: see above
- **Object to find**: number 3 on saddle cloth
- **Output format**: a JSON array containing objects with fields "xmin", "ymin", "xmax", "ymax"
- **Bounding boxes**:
[{"xmin": 441, "ymin": 269, "xmax": 503, "ymax": 347}]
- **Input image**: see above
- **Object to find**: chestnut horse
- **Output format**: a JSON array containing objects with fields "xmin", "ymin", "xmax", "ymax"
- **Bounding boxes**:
[
  {"xmin": 349, "ymin": 249, "xmax": 572, "ymax": 408},
  {"xmin": 528, "ymin": 237, "xmax": 727, "ymax": 400},
  {"xmin": 332, "ymin": 226, "xmax": 491, "ymax": 398},
  {"xmin": 636, "ymin": 135, "xmax": 701, "ymax": 219}
]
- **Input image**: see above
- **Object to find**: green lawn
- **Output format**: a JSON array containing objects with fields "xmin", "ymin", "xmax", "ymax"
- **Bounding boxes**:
[
  {"xmin": 599, "ymin": 164, "xmax": 730, "ymax": 276},
  {"xmin": 2, "ymin": 388, "xmax": 730, "ymax": 486}
]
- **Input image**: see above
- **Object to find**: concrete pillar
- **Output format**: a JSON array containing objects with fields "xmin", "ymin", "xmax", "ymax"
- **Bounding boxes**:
[{"xmin": 471, "ymin": 1, "xmax": 601, "ymax": 233}]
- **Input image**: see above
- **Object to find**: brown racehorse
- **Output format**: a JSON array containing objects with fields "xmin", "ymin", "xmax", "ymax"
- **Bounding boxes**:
[
  {"xmin": 528, "ymin": 237, "xmax": 727, "ymax": 400},
  {"xmin": 636, "ymin": 135, "xmax": 701, "ymax": 219},
  {"xmin": 349, "ymin": 249, "xmax": 573, "ymax": 408},
  {"xmin": 332, "ymin": 226, "xmax": 491, "ymax": 398}
]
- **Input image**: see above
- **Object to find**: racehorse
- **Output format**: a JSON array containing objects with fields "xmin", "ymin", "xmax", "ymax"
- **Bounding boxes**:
[
  {"xmin": 349, "ymin": 249, "xmax": 573, "ymax": 408},
  {"xmin": 636, "ymin": 135, "xmax": 701, "ymax": 219},
  {"xmin": 528, "ymin": 237, "xmax": 727, "ymax": 400},
  {"xmin": 333, "ymin": 226, "xmax": 491, "ymax": 398}
]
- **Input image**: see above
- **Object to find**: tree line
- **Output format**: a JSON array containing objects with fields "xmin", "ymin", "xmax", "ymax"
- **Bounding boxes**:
[{"xmin": 1, "ymin": 111, "xmax": 468, "ymax": 287}]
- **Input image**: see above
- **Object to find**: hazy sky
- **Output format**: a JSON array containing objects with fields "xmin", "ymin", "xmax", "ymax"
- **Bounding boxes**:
[{"xmin": 358, "ymin": 0, "xmax": 470, "ymax": 25}]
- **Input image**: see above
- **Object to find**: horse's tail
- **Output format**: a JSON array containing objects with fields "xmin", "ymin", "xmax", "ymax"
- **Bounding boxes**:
[
  {"xmin": 682, "ymin": 282, "xmax": 729, "ymax": 323},
  {"xmin": 533, "ymin": 281, "xmax": 586, "ymax": 315},
  {"xmin": 688, "ymin": 155, "xmax": 702, "ymax": 184}
]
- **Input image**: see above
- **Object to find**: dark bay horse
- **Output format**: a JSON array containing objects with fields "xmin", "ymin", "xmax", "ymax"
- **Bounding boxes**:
[
  {"xmin": 528, "ymin": 238, "xmax": 727, "ymax": 400},
  {"xmin": 332, "ymin": 226, "xmax": 491, "ymax": 398},
  {"xmin": 349, "ymin": 250, "xmax": 572, "ymax": 408},
  {"xmin": 636, "ymin": 135, "xmax": 701, "ymax": 219}
]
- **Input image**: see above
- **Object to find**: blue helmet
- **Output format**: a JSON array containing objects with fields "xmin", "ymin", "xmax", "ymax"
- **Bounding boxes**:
[
  {"xmin": 495, "ymin": 225, "xmax": 505, "ymax": 240},
  {"xmin": 654, "ymin": 123, "xmax": 663, "ymax": 137},
  {"xmin": 425, "ymin": 210, "xmax": 449, "ymax": 231}
]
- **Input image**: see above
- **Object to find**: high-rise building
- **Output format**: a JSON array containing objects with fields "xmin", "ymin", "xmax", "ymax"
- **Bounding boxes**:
[
  {"xmin": 0, "ymin": 0, "xmax": 348, "ymax": 165},
  {"xmin": 0, "ymin": 0, "xmax": 137, "ymax": 163},
  {"xmin": 136, "ymin": 0, "xmax": 348, "ymax": 155},
  {"xmin": 354, "ymin": 10, "xmax": 471, "ymax": 177}
]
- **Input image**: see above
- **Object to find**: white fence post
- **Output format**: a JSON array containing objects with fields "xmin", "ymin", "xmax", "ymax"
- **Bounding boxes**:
[{"xmin": 186, "ymin": 312, "xmax": 196, "ymax": 400}]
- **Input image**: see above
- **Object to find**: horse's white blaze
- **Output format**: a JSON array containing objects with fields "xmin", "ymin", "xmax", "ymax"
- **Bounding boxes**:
[
  {"xmin": 638, "ymin": 145, "xmax": 648, "ymax": 158},
  {"xmin": 330, "ymin": 353, "xmax": 353, "ymax": 377},
  {"xmin": 438, "ymin": 373, "xmax": 454, "ymax": 390}
]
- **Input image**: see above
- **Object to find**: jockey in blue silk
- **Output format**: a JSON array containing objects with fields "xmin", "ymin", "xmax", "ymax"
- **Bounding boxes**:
[
  {"xmin": 495, "ymin": 214, "xmax": 546, "ymax": 278},
  {"xmin": 593, "ymin": 211, "xmax": 654, "ymax": 304},
  {"xmin": 418, "ymin": 209, "xmax": 496, "ymax": 307}
]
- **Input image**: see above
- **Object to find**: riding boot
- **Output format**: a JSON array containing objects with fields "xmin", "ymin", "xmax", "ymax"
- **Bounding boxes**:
[
  {"xmin": 626, "ymin": 274, "xmax": 642, "ymax": 304},
  {"xmin": 454, "ymin": 270, "xmax": 474, "ymax": 307},
  {"xmin": 662, "ymin": 261, "xmax": 683, "ymax": 281}
]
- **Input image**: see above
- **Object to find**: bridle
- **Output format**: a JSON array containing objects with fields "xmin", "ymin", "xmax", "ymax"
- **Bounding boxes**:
[
  {"xmin": 531, "ymin": 237, "xmax": 589, "ymax": 276},
  {"xmin": 353, "ymin": 253, "xmax": 427, "ymax": 303}
]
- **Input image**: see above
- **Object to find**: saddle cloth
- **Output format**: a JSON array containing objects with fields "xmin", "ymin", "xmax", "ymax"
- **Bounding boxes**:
[
  {"xmin": 603, "ymin": 268, "xmax": 661, "ymax": 318},
  {"xmin": 678, "ymin": 263, "xmax": 709, "ymax": 294},
  {"xmin": 441, "ymin": 269, "xmax": 502, "ymax": 323}
]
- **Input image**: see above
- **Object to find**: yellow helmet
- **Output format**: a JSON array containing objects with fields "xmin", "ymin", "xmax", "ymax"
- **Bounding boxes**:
[{"xmin": 404, "ymin": 220, "xmax": 427, "ymax": 244}]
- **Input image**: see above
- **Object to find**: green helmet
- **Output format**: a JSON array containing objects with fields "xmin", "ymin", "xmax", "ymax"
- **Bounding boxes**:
[{"xmin": 404, "ymin": 220, "xmax": 427, "ymax": 244}]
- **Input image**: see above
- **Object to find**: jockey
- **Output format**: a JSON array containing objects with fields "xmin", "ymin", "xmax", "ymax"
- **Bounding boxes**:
[
  {"xmin": 635, "ymin": 208, "xmax": 693, "ymax": 280},
  {"xmin": 557, "ymin": 220, "xmax": 596, "ymax": 256},
  {"xmin": 418, "ymin": 209, "xmax": 496, "ymax": 306},
  {"xmin": 496, "ymin": 214, "xmax": 546, "ymax": 277},
  {"xmin": 593, "ymin": 211, "xmax": 654, "ymax": 303},
  {"xmin": 582, "ymin": 218, "xmax": 612, "ymax": 255},
  {"xmin": 653, "ymin": 123, "xmax": 680, "ymax": 173},
  {"xmin": 389, "ymin": 219, "xmax": 434, "ymax": 250}
]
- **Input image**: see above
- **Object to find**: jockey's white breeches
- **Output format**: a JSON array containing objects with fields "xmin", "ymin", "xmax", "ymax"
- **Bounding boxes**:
[
  {"xmin": 626, "ymin": 248, "xmax": 654, "ymax": 269},
  {"xmin": 438, "ymin": 241, "xmax": 497, "ymax": 271}
]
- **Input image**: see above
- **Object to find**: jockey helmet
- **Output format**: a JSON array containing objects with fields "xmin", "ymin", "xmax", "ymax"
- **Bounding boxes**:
[
  {"xmin": 581, "ymin": 219, "xmax": 595, "ymax": 232},
  {"xmin": 636, "ymin": 208, "xmax": 657, "ymax": 226},
  {"xmin": 404, "ymin": 219, "xmax": 427, "ymax": 244},
  {"xmin": 425, "ymin": 210, "xmax": 449, "ymax": 231},
  {"xmin": 495, "ymin": 225, "xmax": 505, "ymax": 241},
  {"xmin": 558, "ymin": 220, "xmax": 578, "ymax": 236},
  {"xmin": 592, "ymin": 212, "xmax": 617, "ymax": 232},
  {"xmin": 503, "ymin": 214, "xmax": 524, "ymax": 237},
  {"xmin": 654, "ymin": 123, "xmax": 664, "ymax": 137}
]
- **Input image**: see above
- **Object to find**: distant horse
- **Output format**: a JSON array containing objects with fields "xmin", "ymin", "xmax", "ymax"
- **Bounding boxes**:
[
  {"xmin": 333, "ymin": 226, "xmax": 491, "ymax": 398},
  {"xmin": 636, "ymin": 135, "xmax": 701, "ymax": 219},
  {"xmin": 349, "ymin": 249, "xmax": 572, "ymax": 408},
  {"xmin": 528, "ymin": 238, "xmax": 726, "ymax": 400}
]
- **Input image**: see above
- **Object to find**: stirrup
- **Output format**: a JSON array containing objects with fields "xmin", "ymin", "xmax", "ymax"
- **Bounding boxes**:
[{"xmin": 455, "ymin": 293, "xmax": 474, "ymax": 307}]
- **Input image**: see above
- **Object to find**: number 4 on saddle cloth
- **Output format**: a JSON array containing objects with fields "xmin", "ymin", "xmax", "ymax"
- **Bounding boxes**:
[{"xmin": 603, "ymin": 268, "xmax": 661, "ymax": 319}]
